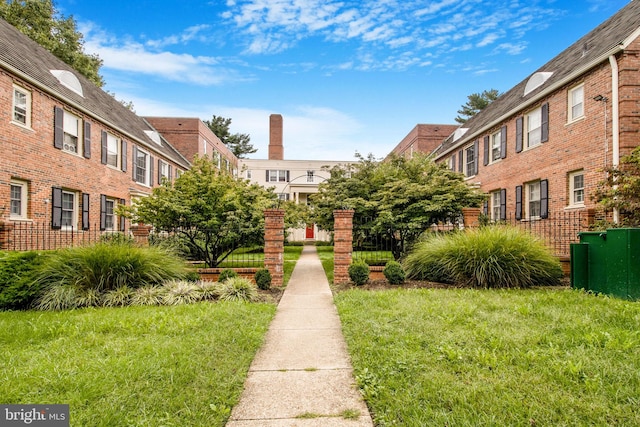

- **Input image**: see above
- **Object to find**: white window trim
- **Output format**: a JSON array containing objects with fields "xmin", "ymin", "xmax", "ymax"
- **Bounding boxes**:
[
  {"xmin": 104, "ymin": 197, "xmax": 116, "ymax": 231},
  {"xmin": 490, "ymin": 130, "xmax": 501, "ymax": 164},
  {"xmin": 490, "ymin": 190, "xmax": 501, "ymax": 221},
  {"xmin": 464, "ymin": 144, "xmax": 476, "ymax": 178},
  {"xmin": 63, "ymin": 110, "xmax": 83, "ymax": 156},
  {"xmin": 12, "ymin": 85, "xmax": 31, "ymax": 128},
  {"xmin": 568, "ymin": 170, "xmax": 585, "ymax": 208},
  {"xmin": 525, "ymin": 181, "xmax": 541, "ymax": 220},
  {"xmin": 135, "ymin": 147, "xmax": 151, "ymax": 186},
  {"xmin": 267, "ymin": 170, "xmax": 289, "ymax": 183},
  {"xmin": 106, "ymin": 132, "xmax": 121, "ymax": 169},
  {"xmin": 61, "ymin": 190, "xmax": 78, "ymax": 230},
  {"xmin": 568, "ymin": 84, "xmax": 585, "ymax": 123},
  {"xmin": 10, "ymin": 179, "xmax": 28, "ymax": 220},
  {"xmin": 159, "ymin": 160, "xmax": 169, "ymax": 181},
  {"xmin": 526, "ymin": 107, "xmax": 542, "ymax": 149}
]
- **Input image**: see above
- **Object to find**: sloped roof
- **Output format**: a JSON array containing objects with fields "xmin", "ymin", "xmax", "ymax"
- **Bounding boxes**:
[
  {"xmin": 434, "ymin": 0, "xmax": 640, "ymax": 158},
  {"xmin": 0, "ymin": 18, "xmax": 191, "ymax": 169}
]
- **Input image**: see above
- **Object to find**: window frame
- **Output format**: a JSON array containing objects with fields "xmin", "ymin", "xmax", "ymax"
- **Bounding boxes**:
[
  {"xmin": 526, "ymin": 181, "xmax": 542, "ymax": 220},
  {"xmin": 10, "ymin": 179, "xmax": 28, "ymax": 220},
  {"xmin": 491, "ymin": 130, "xmax": 501, "ymax": 163},
  {"xmin": 307, "ymin": 170, "xmax": 315, "ymax": 182},
  {"xmin": 62, "ymin": 110, "xmax": 82, "ymax": 155},
  {"xmin": 106, "ymin": 132, "xmax": 120, "ymax": 168},
  {"xmin": 133, "ymin": 146, "xmax": 153, "ymax": 186},
  {"xmin": 266, "ymin": 170, "xmax": 290, "ymax": 183},
  {"xmin": 526, "ymin": 107, "xmax": 542, "ymax": 149},
  {"xmin": 12, "ymin": 85, "xmax": 31, "ymax": 128},
  {"xmin": 463, "ymin": 142, "xmax": 478, "ymax": 178},
  {"xmin": 60, "ymin": 190, "xmax": 78, "ymax": 230},
  {"xmin": 490, "ymin": 191, "xmax": 501, "ymax": 221},
  {"xmin": 568, "ymin": 84, "xmax": 584, "ymax": 122},
  {"xmin": 568, "ymin": 170, "xmax": 585, "ymax": 207}
]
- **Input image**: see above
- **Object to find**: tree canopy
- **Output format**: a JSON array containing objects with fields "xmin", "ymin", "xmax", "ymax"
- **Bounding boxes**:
[
  {"xmin": 455, "ymin": 89, "xmax": 501, "ymax": 124},
  {"xmin": 310, "ymin": 153, "xmax": 485, "ymax": 258},
  {"xmin": 127, "ymin": 156, "xmax": 276, "ymax": 267},
  {"xmin": 205, "ymin": 115, "xmax": 257, "ymax": 158},
  {"xmin": 1, "ymin": 0, "xmax": 104, "ymax": 87}
]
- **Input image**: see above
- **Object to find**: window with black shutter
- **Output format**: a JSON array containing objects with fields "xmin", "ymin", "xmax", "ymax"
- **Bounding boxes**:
[
  {"xmin": 515, "ymin": 185, "xmax": 523, "ymax": 220},
  {"xmin": 515, "ymin": 117, "xmax": 523, "ymax": 153},
  {"xmin": 51, "ymin": 187, "xmax": 62, "ymax": 229},
  {"xmin": 82, "ymin": 193, "xmax": 90, "ymax": 230},
  {"xmin": 83, "ymin": 122, "xmax": 91, "ymax": 159}
]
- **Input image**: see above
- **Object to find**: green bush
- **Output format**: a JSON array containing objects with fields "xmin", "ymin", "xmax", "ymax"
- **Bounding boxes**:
[
  {"xmin": 404, "ymin": 226, "xmax": 563, "ymax": 288},
  {"xmin": 348, "ymin": 261, "xmax": 370, "ymax": 286},
  {"xmin": 130, "ymin": 285, "xmax": 166, "ymax": 306},
  {"xmin": 0, "ymin": 251, "xmax": 46, "ymax": 310},
  {"xmin": 30, "ymin": 242, "xmax": 187, "ymax": 294},
  {"xmin": 162, "ymin": 280, "xmax": 201, "ymax": 305},
  {"xmin": 35, "ymin": 284, "xmax": 81, "ymax": 311},
  {"xmin": 383, "ymin": 261, "xmax": 406, "ymax": 285},
  {"xmin": 102, "ymin": 285, "xmax": 134, "ymax": 307},
  {"xmin": 218, "ymin": 277, "xmax": 258, "ymax": 302},
  {"xmin": 218, "ymin": 269, "xmax": 239, "ymax": 283},
  {"xmin": 254, "ymin": 268, "xmax": 272, "ymax": 290}
]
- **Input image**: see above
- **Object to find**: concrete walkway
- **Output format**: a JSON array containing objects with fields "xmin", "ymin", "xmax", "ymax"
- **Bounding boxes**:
[{"xmin": 226, "ymin": 245, "xmax": 374, "ymax": 427}]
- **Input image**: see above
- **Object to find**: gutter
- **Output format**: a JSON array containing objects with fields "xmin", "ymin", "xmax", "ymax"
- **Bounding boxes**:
[{"xmin": 609, "ymin": 54, "xmax": 620, "ymax": 223}]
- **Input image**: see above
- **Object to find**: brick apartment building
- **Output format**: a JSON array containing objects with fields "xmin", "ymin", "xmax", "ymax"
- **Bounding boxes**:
[
  {"xmin": 428, "ymin": 1, "xmax": 640, "ymax": 223},
  {"xmin": 0, "ymin": 18, "xmax": 191, "ymax": 244}
]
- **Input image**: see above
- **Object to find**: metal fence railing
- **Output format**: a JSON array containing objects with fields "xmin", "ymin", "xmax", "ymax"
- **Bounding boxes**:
[{"xmin": 0, "ymin": 222, "xmax": 129, "ymax": 251}]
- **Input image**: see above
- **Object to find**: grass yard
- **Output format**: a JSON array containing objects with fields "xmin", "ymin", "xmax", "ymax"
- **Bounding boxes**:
[
  {"xmin": 316, "ymin": 245, "xmax": 334, "ymax": 283},
  {"xmin": 335, "ymin": 287, "xmax": 640, "ymax": 426},
  {"xmin": 0, "ymin": 302, "xmax": 276, "ymax": 426}
]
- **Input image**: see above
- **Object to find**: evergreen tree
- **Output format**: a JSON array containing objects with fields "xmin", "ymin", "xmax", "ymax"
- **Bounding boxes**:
[
  {"xmin": 455, "ymin": 89, "xmax": 500, "ymax": 124},
  {"xmin": 205, "ymin": 115, "xmax": 257, "ymax": 158}
]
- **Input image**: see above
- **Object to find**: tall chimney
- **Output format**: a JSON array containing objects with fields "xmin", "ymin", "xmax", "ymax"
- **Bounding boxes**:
[{"xmin": 269, "ymin": 114, "xmax": 283, "ymax": 160}]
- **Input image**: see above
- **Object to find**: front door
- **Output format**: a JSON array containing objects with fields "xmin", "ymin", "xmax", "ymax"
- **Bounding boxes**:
[{"xmin": 305, "ymin": 224, "xmax": 315, "ymax": 239}]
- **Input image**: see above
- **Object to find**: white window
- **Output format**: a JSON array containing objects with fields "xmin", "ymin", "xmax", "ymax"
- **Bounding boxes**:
[
  {"xmin": 176, "ymin": 169, "xmax": 183, "ymax": 179},
  {"xmin": 104, "ymin": 198, "xmax": 115, "ymax": 230},
  {"xmin": 464, "ymin": 144, "xmax": 476, "ymax": 177},
  {"xmin": 106, "ymin": 133, "xmax": 120, "ymax": 168},
  {"xmin": 307, "ymin": 170, "xmax": 314, "ymax": 182},
  {"xmin": 12, "ymin": 86, "xmax": 31, "ymax": 127},
  {"xmin": 490, "ymin": 191, "xmax": 501, "ymax": 221},
  {"xmin": 491, "ymin": 130, "xmax": 501, "ymax": 163},
  {"xmin": 61, "ymin": 190, "xmax": 77, "ymax": 228},
  {"xmin": 278, "ymin": 193, "xmax": 290, "ymax": 201},
  {"xmin": 449, "ymin": 156, "xmax": 456, "ymax": 171},
  {"xmin": 569, "ymin": 171, "xmax": 585, "ymax": 206},
  {"xmin": 63, "ymin": 111, "xmax": 82, "ymax": 154},
  {"xmin": 159, "ymin": 160, "xmax": 169, "ymax": 181},
  {"xmin": 246, "ymin": 170, "xmax": 252, "ymax": 179},
  {"xmin": 203, "ymin": 139, "xmax": 208, "ymax": 155},
  {"xmin": 267, "ymin": 170, "xmax": 289, "ymax": 182},
  {"xmin": 10, "ymin": 180, "xmax": 28, "ymax": 219},
  {"xmin": 135, "ymin": 148, "xmax": 149, "ymax": 185},
  {"xmin": 527, "ymin": 108, "xmax": 542, "ymax": 148},
  {"xmin": 526, "ymin": 181, "xmax": 541, "ymax": 219},
  {"xmin": 568, "ymin": 85, "xmax": 584, "ymax": 122}
]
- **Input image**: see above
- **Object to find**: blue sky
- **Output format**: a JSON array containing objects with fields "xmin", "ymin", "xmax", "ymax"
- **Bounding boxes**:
[{"xmin": 55, "ymin": 0, "xmax": 630, "ymax": 161}]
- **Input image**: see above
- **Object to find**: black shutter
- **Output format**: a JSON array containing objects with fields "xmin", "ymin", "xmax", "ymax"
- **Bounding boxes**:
[
  {"xmin": 473, "ymin": 140, "xmax": 479, "ymax": 175},
  {"xmin": 54, "ymin": 106, "xmax": 64, "ymax": 149},
  {"xmin": 500, "ymin": 126, "xmax": 507, "ymax": 159},
  {"xmin": 82, "ymin": 193, "xmax": 90, "ymax": 230},
  {"xmin": 149, "ymin": 156, "xmax": 154, "ymax": 185},
  {"xmin": 515, "ymin": 117, "xmax": 523, "ymax": 153},
  {"xmin": 100, "ymin": 194, "xmax": 107, "ymax": 231},
  {"xmin": 158, "ymin": 159, "xmax": 163, "ymax": 184},
  {"xmin": 265, "ymin": 170, "xmax": 270, "ymax": 182},
  {"xmin": 132, "ymin": 145, "xmax": 138, "ymax": 180},
  {"xmin": 83, "ymin": 121, "xmax": 91, "ymax": 159},
  {"xmin": 500, "ymin": 188, "xmax": 507, "ymax": 221},
  {"xmin": 515, "ymin": 185, "xmax": 523, "ymax": 221},
  {"xmin": 483, "ymin": 136, "xmax": 489, "ymax": 166},
  {"xmin": 119, "ymin": 199, "xmax": 126, "ymax": 231},
  {"xmin": 483, "ymin": 199, "xmax": 488, "ymax": 215},
  {"xmin": 451, "ymin": 153, "xmax": 456, "ymax": 171},
  {"xmin": 286, "ymin": 170, "xmax": 290, "ymax": 182},
  {"xmin": 541, "ymin": 103, "xmax": 549, "ymax": 143},
  {"xmin": 51, "ymin": 187, "xmax": 62, "ymax": 229},
  {"xmin": 540, "ymin": 179, "xmax": 549, "ymax": 219},
  {"xmin": 121, "ymin": 140, "xmax": 127, "ymax": 172},
  {"xmin": 458, "ymin": 149, "xmax": 463, "ymax": 172},
  {"xmin": 101, "ymin": 131, "xmax": 108, "ymax": 164}
]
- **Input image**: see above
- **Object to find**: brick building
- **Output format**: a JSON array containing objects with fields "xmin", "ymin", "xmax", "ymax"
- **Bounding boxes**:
[
  {"xmin": 430, "ymin": 1, "xmax": 640, "ymax": 223},
  {"xmin": 387, "ymin": 124, "xmax": 459, "ymax": 159},
  {"xmin": 0, "ymin": 18, "xmax": 191, "ymax": 244}
]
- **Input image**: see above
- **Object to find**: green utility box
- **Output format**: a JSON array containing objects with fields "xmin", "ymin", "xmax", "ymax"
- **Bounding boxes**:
[{"xmin": 570, "ymin": 228, "xmax": 640, "ymax": 300}]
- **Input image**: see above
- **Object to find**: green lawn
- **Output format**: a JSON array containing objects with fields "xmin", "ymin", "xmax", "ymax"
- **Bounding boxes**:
[
  {"xmin": 0, "ymin": 302, "xmax": 276, "ymax": 426},
  {"xmin": 335, "ymin": 287, "xmax": 640, "ymax": 426},
  {"xmin": 316, "ymin": 245, "xmax": 334, "ymax": 284}
]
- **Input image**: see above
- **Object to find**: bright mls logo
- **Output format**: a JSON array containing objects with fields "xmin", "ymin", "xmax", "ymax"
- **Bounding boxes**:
[{"xmin": 1, "ymin": 405, "xmax": 69, "ymax": 426}]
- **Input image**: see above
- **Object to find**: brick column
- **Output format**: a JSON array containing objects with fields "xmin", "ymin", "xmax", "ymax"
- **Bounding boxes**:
[
  {"xmin": 264, "ymin": 209, "xmax": 285, "ymax": 287},
  {"xmin": 333, "ymin": 209, "xmax": 354, "ymax": 284},
  {"xmin": 462, "ymin": 207, "xmax": 481, "ymax": 229},
  {"xmin": 130, "ymin": 223, "xmax": 152, "ymax": 246}
]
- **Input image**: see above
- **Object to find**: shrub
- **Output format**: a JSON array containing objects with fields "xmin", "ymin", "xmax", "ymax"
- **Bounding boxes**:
[
  {"xmin": 130, "ymin": 285, "xmax": 166, "ymax": 306},
  {"xmin": 218, "ymin": 277, "xmax": 258, "ymax": 302},
  {"xmin": 254, "ymin": 269, "xmax": 272, "ymax": 290},
  {"xmin": 162, "ymin": 280, "xmax": 201, "ymax": 305},
  {"xmin": 102, "ymin": 285, "xmax": 134, "ymax": 307},
  {"xmin": 35, "ymin": 284, "xmax": 80, "ymax": 311},
  {"xmin": 0, "ymin": 251, "xmax": 46, "ymax": 310},
  {"xmin": 383, "ymin": 261, "xmax": 406, "ymax": 285},
  {"xmin": 404, "ymin": 226, "xmax": 563, "ymax": 288},
  {"xmin": 194, "ymin": 280, "xmax": 220, "ymax": 301},
  {"xmin": 184, "ymin": 270, "xmax": 201, "ymax": 282},
  {"xmin": 348, "ymin": 261, "xmax": 370, "ymax": 286},
  {"xmin": 30, "ymin": 242, "xmax": 187, "ymax": 293},
  {"xmin": 100, "ymin": 232, "xmax": 134, "ymax": 245},
  {"xmin": 218, "ymin": 269, "xmax": 239, "ymax": 283}
]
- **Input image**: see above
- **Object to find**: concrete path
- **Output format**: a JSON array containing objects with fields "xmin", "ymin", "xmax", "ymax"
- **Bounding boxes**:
[{"xmin": 226, "ymin": 245, "xmax": 374, "ymax": 427}]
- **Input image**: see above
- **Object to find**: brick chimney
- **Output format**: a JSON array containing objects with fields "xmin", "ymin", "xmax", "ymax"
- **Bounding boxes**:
[{"xmin": 269, "ymin": 114, "xmax": 283, "ymax": 160}]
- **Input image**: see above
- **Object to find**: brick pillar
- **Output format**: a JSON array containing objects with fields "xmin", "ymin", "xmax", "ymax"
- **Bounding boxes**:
[
  {"xmin": 130, "ymin": 223, "xmax": 152, "ymax": 246},
  {"xmin": 333, "ymin": 209, "xmax": 354, "ymax": 284},
  {"xmin": 462, "ymin": 207, "xmax": 481, "ymax": 229},
  {"xmin": 0, "ymin": 220, "xmax": 13, "ymax": 250},
  {"xmin": 264, "ymin": 209, "xmax": 285, "ymax": 287}
]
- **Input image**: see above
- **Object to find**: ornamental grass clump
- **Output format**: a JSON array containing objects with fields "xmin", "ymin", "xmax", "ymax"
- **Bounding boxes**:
[
  {"xmin": 218, "ymin": 277, "xmax": 258, "ymax": 302},
  {"xmin": 404, "ymin": 226, "xmax": 563, "ymax": 288}
]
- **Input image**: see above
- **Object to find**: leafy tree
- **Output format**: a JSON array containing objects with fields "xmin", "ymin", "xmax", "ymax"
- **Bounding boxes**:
[
  {"xmin": 593, "ymin": 146, "xmax": 640, "ymax": 227},
  {"xmin": 0, "ymin": 0, "xmax": 104, "ymax": 87},
  {"xmin": 127, "ymin": 156, "xmax": 276, "ymax": 267},
  {"xmin": 311, "ymin": 153, "xmax": 485, "ymax": 259},
  {"xmin": 205, "ymin": 115, "xmax": 257, "ymax": 158},
  {"xmin": 455, "ymin": 89, "xmax": 500, "ymax": 124}
]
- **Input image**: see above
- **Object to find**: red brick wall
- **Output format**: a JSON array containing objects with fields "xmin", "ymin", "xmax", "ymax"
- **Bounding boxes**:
[
  {"xmin": 264, "ymin": 209, "xmax": 285, "ymax": 287},
  {"xmin": 0, "ymin": 71, "xmax": 186, "ymax": 237},
  {"xmin": 333, "ymin": 209, "xmax": 354, "ymax": 284}
]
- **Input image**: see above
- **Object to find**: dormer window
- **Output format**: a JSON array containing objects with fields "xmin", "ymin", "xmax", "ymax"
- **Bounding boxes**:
[
  {"xmin": 50, "ymin": 70, "xmax": 84, "ymax": 97},
  {"xmin": 524, "ymin": 72, "xmax": 553, "ymax": 96}
]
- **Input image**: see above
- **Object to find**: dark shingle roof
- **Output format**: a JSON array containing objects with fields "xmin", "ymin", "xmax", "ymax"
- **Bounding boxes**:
[
  {"xmin": 434, "ymin": 0, "xmax": 640, "ymax": 158},
  {"xmin": 0, "ymin": 18, "xmax": 191, "ymax": 169}
]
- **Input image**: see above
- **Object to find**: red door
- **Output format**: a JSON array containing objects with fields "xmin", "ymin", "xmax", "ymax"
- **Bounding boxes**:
[{"xmin": 305, "ymin": 224, "xmax": 315, "ymax": 239}]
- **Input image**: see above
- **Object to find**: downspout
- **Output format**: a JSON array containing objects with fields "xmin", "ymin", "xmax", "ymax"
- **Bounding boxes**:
[{"xmin": 609, "ymin": 55, "xmax": 620, "ymax": 223}]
